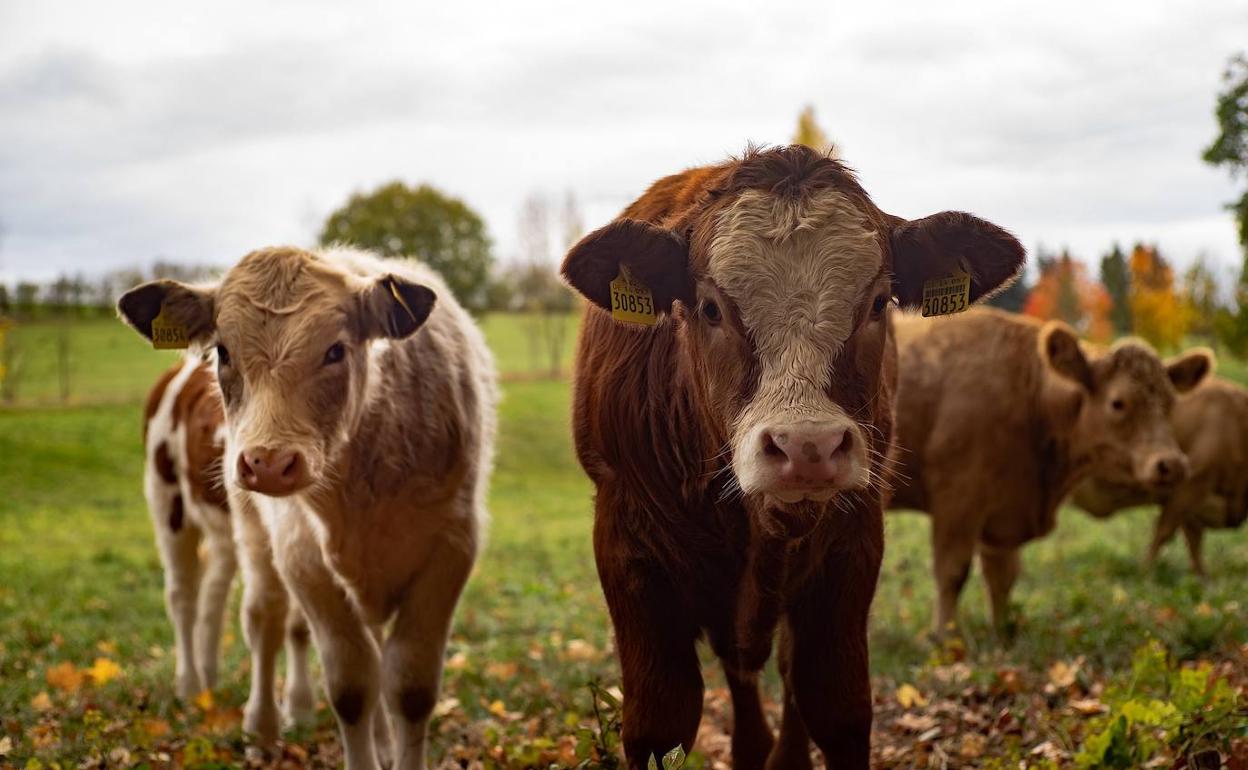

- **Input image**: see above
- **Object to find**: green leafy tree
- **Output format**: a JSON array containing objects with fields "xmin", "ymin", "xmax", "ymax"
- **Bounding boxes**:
[
  {"xmin": 319, "ymin": 181, "xmax": 494, "ymax": 313},
  {"xmin": 792, "ymin": 105, "xmax": 836, "ymax": 155},
  {"xmin": 1203, "ymin": 53, "xmax": 1248, "ymax": 354},
  {"xmin": 1099, "ymin": 243, "xmax": 1132, "ymax": 334},
  {"xmin": 1182, "ymin": 255, "xmax": 1221, "ymax": 342}
]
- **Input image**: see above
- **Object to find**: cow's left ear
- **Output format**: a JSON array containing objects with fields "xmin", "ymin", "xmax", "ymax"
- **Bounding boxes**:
[
  {"xmin": 889, "ymin": 211, "xmax": 1025, "ymax": 308},
  {"xmin": 1166, "ymin": 348, "xmax": 1214, "ymax": 393},
  {"xmin": 360, "ymin": 274, "xmax": 436, "ymax": 339},
  {"xmin": 561, "ymin": 218, "xmax": 694, "ymax": 317},
  {"xmin": 117, "ymin": 280, "xmax": 216, "ymax": 345}
]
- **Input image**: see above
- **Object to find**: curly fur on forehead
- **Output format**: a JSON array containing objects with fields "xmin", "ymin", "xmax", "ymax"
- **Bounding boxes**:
[
  {"xmin": 221, "ymin": 246, "xmax": 352, "ymax": 316},
  {"xmin": 1097, "ymin": 338, "xmax": 1172, "ymax": 396},
  {"xmin": 718, "ymin": 144, "xmax": 871, "ymax": 205}
]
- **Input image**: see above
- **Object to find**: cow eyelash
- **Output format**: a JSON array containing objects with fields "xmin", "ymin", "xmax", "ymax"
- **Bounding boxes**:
[
  {"xmin": 216, "ymin": 344, "xmax": 230, "ymax": 366},
  {"xmin": 702, "ymin": 301, "xmax": 722, "ymax": 325},
  {"xmin": 324, "ymin": 342, "xmax": 346, "ymax": 366},
  {"xmin": 870, "ymin": 294, "xmax": 891, "ymax": 318}
]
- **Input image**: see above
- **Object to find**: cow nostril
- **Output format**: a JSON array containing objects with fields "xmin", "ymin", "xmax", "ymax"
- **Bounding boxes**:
[
  {"xmin": 280, "ymin": 454, "xmax": 300, "ymax": 479},
  {"xmin": 762, "ymin": 433, "xmax": 786, "ymax": 459},
  {"xmin": 835, "ymin": 430, "xmax": 852, "ymax": 456}
]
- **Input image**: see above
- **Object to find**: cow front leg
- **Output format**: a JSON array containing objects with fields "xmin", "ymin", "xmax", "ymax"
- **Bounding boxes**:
[
  {"xmin": 234, "ymin": 501, "xmax": 288, "ymax": 743},
  {"xmin": 719, "ymin": 663, "xmax": 773, "ymax": 770},
  {"xmin": 1146, "ymin": 500, "xmax": 1187, "ymax": 567},
  {"xmin": 979, "ymin": 544, "xmax": 1020, "ymax": 640},
  {"xmin": 156, "ymin": 512, "xmax": 203, "ymax": 699},
  {"xmin": 194, "ymin": 527, "xmax": 237, "ymax": 691},
  {"xmin": 931, "ymin": 515, "xmax": 976, "ymax": 635},
  {"xmin": 1181, "ymin": 522, "xmax": 1207, "ymax": 578},
  {"xmin": 766, "ymin": 627, "xmax": 812, "ymax": 770},
  {"xmin": 283, "ymin": 606, "xmax": 316, "ymax": 727},
  {"xmin": 382, "ymin": 541, "xmax": 474, "ymax": 770}
]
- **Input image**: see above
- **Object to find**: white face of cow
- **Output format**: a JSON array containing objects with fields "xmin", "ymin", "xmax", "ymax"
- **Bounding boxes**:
[
  {"xmin": 117, "ymin": 247, "xmax": 436, "ymax": 498},
  {"xmin": 704, "ymin": 190, "xmax": 886, "ymax": 504}
]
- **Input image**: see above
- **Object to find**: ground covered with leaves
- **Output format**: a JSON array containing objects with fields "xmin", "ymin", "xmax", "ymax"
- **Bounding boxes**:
[{"xmin": 2, "ymin": 328, "xmax": 1247, "ymax": 768}]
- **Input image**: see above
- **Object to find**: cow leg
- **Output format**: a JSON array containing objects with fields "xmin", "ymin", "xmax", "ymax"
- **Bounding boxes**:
[
  {"xmin": 235, "ymin": 504, "xmax": 288, "ymax": 743},
  {"xmin": 1146, "ymin": 501, "xmax": 1187, "ymax": 567},
  {"xmin": 600, "ymin": 563, "xmax": 703, "ymax": 770},
  {"xmin": 283, "ymin": 607, "xmax": 316, "ymax": 727},
  {"xmin": 930, "ymin": 516, "xmax": 976, "ymax": 634},
  {"xmin": 785, "ymin": 559, "xmax": 877, "ymax": 769},
  {"xmin": 1181, "ymin": 522, "xmax": 1207, "ymax": 578},
  {"xmin": 382, "ymin": 541, "xmax": 474, "ymax": 770},
  {"xmin": 765, "ymin": 628, "xmax": 812, "ymax": 770},
  {"xmin": 156, "ymin": 507, "xmax": 203, "ymax": 699},
  {"xmin": 979, "ymin": 545, "xmax": 1020, "ymax": 639},
  {"xmin": 194, "ymin": 527, "xmax": 236, "ymax": 691},
  {"xmin": 719, "ymin": 663, "xmax": 773, "ymax": 770}
]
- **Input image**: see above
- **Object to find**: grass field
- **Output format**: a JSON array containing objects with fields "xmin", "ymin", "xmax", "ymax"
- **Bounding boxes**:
[{"xmin": 0, "ymin": 315, "xmax": 1245, "ymax": 768}]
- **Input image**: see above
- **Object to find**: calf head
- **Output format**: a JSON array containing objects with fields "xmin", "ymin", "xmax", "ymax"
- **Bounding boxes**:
[
  {"xmin": 1041, "ymin": 323, "xmax": 1212, "ymax": 489},
  {"xmin": 564, "ymin": 146, "xmax": 1024, "ymax": 529},
  {"xmin": 119, "ymin": 246, "xmax": 435, "ymax": 497}
]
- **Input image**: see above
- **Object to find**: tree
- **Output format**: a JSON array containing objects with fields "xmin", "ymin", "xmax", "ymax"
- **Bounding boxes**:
[
  {"xmin": 792, "ymin": 105, "xmax": 837, "ymax": 156},
  {"xmin": 1202, "ymin": 53, "xmax": 1248, "ymax": 255},
  {"xmin": 1128, "ymin": 243, "xmax": 1190, "ymax": 351},
  {"xmin": 514, "ymin": 192, "xmax": 576, "ymax": 377},
  {"xmin": 14, "ymin": 282, "xmax": 38, "ymax": 320},
  {"xmin": 1099, "ymin": 243, "xmax": 1132, "ymax": 334},
  {"xmin": 1182, "ymin": 255, "xmax": 1221, "ymax": 342},
  {"xmin": 319, "ymin": 181, "xmax": 494, "ymax": 313},
  {"xmin": 1023, "ymin": 250, "xmax": 1112, "ymax": 341}
]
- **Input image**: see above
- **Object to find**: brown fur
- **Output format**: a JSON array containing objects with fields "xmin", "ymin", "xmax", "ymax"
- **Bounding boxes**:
[
  {"xmin": 888, "ymin": 308, "xmax": 1207, "ymax": 633},
  {"xmin": 1071, "ymin": 374, "xmax": 1246, "ymax": 575},
  {"xmin": 564, "ymin": 146, "xmax": 1024, "ymax": 769}
]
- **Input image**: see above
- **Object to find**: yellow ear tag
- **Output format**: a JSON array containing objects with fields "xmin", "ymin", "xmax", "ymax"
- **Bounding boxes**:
[
  {"xmin": 609, "ymin": 266, "xmax": 657, "ymax": 326},
  {"xmin": 150, "ymin": 305, "xmax": 189, "ymax": 349},
  {"xmin": 921, "ymin": 272, "xmax": 970, "ymax": 318}
]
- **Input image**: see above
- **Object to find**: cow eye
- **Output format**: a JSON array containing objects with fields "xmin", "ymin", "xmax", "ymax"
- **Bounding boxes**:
[
  {"xmin": 216, "ymin": 344, "xmax": 230, "ymax": 367},
  {"xmin": 1110, "ymin": 398, "xmax": 1126, "ymax": 412},
  {"xmin": 871, "ymin": 294, "xmax": 890, "ymax": 318},
  {"xmin": 323, "ymin": 342, "xmax": 346, "ymax": 366},
  {"xmin": 703, "ymin": 301, "xmax": 722, "ymax": 325}
]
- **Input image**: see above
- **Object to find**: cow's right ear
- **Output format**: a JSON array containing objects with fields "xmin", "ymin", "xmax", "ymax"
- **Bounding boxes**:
[
  {"xmin": 117, "ymin": 280, "xmax": 216, "ymax": 345},
  {"xmin": 1166, "ymin": 348, "xmax": 1214, "ymax": 393},
  {"xmin": 889, "ymin": 211, "xmax": 1025, "ymax": 309},
  {"xmin": 560, "ymin": 219, "xmax": 694, "ymax": 315},
  {"xmin": 1040, "ymin": 321, "xmax": 1093, "ymax": 391}
]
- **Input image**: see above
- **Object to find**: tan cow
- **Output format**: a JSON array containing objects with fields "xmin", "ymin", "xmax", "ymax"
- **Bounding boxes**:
[
  {"xmin": 120, "ymin": 246, "xmax": 497, "ymax": 770},
  {"xmin": 888, "ymin": 308, "xmax": 1211, "ymax": 634},
  {"xmin": 1071, "ymin": 373, "xmax": 1246, "ymax": 576},
  {"xmin": 141, "ymin": 358, "xmax": 314, "ymax": 719}
]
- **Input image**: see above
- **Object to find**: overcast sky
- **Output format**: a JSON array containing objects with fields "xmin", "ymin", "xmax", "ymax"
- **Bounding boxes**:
[{"xmin": 1, "ymin": 0, "xmax": 1245, "ymax": 287}]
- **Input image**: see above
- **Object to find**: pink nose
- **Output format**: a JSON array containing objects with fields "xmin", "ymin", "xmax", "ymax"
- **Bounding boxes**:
[
  {"xmin": 761, "ymin": 423, "xmax": 851, "ymax": 487},
  {"xmin": 237, "ymin": 447, "xmax": 308, "ymax": 496}
]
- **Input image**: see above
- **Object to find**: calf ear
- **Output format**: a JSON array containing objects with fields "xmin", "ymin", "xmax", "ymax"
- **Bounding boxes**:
[
  {"xmin": 1040, "ymin": 321, "xmax": 1094, "ymax": 390},
  {"xmin": 889, "ymin": 211, "xmax": 1025, "ymax": 308},
  {"xmin": 560, "ymin": 219, "xmax": 694, "ymax": 316},
  {"xmin": 117, "ymin": 280, "xmax": 216, "ymax": 344},
  {"xmin": 1166, "ymin": 348, "xmax": 1214, "ymax": 393},
  {"xmin": 361, "ymin": 274, "xmax": 436, "ymax": 339}
]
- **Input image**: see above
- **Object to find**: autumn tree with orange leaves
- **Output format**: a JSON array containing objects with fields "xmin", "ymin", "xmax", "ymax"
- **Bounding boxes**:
[
  {"xmin": 1023, "ymin": 250, "xmax": 1113, "ymax": 341},
  {"xmin": 1128, "ymin": 243, "xmax": 1191, "ymax": 351}
]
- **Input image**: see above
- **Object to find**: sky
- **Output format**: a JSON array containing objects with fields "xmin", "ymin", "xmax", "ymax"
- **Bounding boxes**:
[{"xmin": 1, "ymin": 0, "xmax": 1246, "ymax": 287}]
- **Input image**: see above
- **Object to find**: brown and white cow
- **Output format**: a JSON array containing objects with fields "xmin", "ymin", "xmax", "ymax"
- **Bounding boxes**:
[
  {"xmin": 1071, "ymin": 370, "xmax": 1245, "ymax": 576},
  {"xmin": 887, "ymin": 308, "xmax": 1211, "ymax": 634},
  {"xmin": 562, "ymin": 145, "xmax": 1024, "ymax": 770},
  {"xmin": 141, "ymin": 358, "xmax": 314, "ymax": 718},
  {"xmin": 121, "ymin": 246, "xmax": 497, "ymax": 770}
]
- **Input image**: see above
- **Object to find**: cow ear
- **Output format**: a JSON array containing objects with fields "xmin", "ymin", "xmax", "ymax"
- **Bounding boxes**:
[
  {"xmin": 889, "ymin": 211, "xmax": 1025, "ymax": 308},
  {"xmin": 360, "ymin": 274, "xmax": 436, "ymax": 339},
  {"xmin": 117, "ymin": 280, "xmax": 216, "ymax": 345},
  {"xmin": 1040, "ymin": 321, "xmax": 1094, "ymax": 390},
  {"xmin": 561, "ymin": 218, "xmax": 694, "ymax": 315},
  {"xmin": 1166, "ymin": 348, "xmax": 1214, "ymax": 393}
]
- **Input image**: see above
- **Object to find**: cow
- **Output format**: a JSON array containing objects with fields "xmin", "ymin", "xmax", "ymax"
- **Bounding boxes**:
[
  {"xmin": 119, "ymin": 245, "xmax": 497, "ymax": 770},
  {"xmin": 141, "ymin": 358, "xmax": 314, "ymax": 720},
  {"xmin": 887, "ymin": 307, "xmax": 1212, "ymax": 635},
  {"xmin": 561, "ymin": 144, "xmax": 1025, "ymax": 770},
  {"xmin": 1071, "ymin": 371, "xmax": 1244, "ymax": 576}
]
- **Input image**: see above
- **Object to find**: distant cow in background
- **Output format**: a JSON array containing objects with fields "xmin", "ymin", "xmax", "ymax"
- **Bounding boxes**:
[
  {"xmin": 141, "ymin": 359, "xmax": 314, "ymax": 718},
  {"xmin": 1071, "ymin": 371, "xmax": 1245, "ymax": 576},
  {"xmin": 888, "ymin": 308, "xmax": 1211, "ymax": 634},
  {"xmin": 121, "ymin": 246, "xmax": 496, "ymax": 770},
  {"xmin": 563, "ymin": 145, "xmax": 1024, "ymax": 770}
]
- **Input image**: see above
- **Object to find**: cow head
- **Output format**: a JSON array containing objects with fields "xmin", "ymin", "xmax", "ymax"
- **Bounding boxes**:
[
  {"xmin": 1041, "ymin": 323, "xmax": 1212, "ymax": 489},
  {"xmin": 118, "ymin": 246, "xmax": 435, "ymax": 497},
  {"xmin": 563, "ymin": 146, "xmax": 1024, "ymax": 526}
]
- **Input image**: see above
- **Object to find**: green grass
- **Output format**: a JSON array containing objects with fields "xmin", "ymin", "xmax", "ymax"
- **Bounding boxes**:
[{"xmin": 1, "ymin": 317, "xmax": 1245, "ymax": 767}]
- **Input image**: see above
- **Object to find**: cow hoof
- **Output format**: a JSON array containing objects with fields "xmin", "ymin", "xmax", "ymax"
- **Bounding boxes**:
[
  {"xmin": 283, "ymin": 686, "xmax": 317, "ymax": 728},
  {"xmin": 244, "ymin": 700, "xmax": 281, "ymax": 744}
]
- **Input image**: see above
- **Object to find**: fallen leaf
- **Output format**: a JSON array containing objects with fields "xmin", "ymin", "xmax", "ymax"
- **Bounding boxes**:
[
  {"xmin": 565, "ymin": 639, "xmax": 599, "ymax": 661},
  {"xmin": 194, "ymin": 689, "xmax": 215, "ymax": 711},
  {"xmin": 30, "ymin": 691, "xmax": 53, "ymax": 712},
  {"xmin": 142, "ymin": 718, "xmax": 171, "ymax": 738},
  {"xmin": 1069, "ymin": 697, "xmax": 1109, "ymax": 715},
  {"xmin": 959, "ymin": 733, "xmax": 986, "ymax": 759},
  {"xmin": 488, "ymin": 699, "xmax": 507, "ymax": 718},
  {"xmin": 893, "ymin": 712, "xmax": 939, "ymax": 733},
  {"xmin": 95, "ymin": 640, "xmax": 117, "ymax": 655},
  {"xmin": 45, "ymin": 661, "xmax": 85, "ymax": 693},
  {"xmin": 88, "ymin": 657, "xmax": 122, "ymax": 685},
  {"xmin": 895, "ymin": 683, "xmax": 928, "ymax": 709},
  {"xmin": 485, "ymin": 661, "xmax": 518, "ymax": 680},
  {"xmin": 445, "ymin": 651, "xmax": 469, "ymax": 671},
  {"xmin": 433, "ymin": 697, "xmax": 460, "ymax": 718},
  {"xmin": 1047, "ymin": 659, "xmax": 1079, "ymax": 689},
  {"xmin": 0, "ymin": 736, "xmax": 11, "ymax": 756}
]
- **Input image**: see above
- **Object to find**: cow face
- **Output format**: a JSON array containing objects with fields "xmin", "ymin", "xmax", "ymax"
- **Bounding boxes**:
[
  {"xmin": 119, "ymin": 247, "xmax": 435, "ymax": 497},
  {"xmin": 1041, "ymin": 324, "xmax": 1212, "ymax": 489},
  {"xmin": 563, "ymin": 147, "xmax": 1024, "ymax": 518}
]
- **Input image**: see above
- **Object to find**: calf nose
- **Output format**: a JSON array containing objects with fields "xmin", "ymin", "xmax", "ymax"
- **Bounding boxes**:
[
  {"xmin": 1151, "ymin": 454, "xmax": 1188, "ymax": 487},
  {"xmin": 237, "ymin": 447, "xmax": 308, "ymax": 496},
  {"xmin": 761, "ymin": 422, "xmax": 851, "ymax": 487}
]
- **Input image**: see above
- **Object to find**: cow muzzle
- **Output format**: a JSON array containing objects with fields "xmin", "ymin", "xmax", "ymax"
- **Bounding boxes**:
[
  {"xmin": 1138, "ymin": 451, "xmax": 1189, "ymax": 489},
  {"xmin": 746, "ymin": 420, "xmax": 863, "ymax": 503},
  {"xmin": 237, "ymin": 446, "xmax": 311, "ymax": 497}
]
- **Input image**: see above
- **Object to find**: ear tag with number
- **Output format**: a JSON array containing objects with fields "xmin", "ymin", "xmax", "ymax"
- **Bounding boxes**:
[
  {"xmin": 609, "ymin": 266, "xmax": 657, "ymax": 326},
  {"xmin": 150, "ymin": 305, "xmax": 190, "ymax": 350},
  {"xmin": 921, "ymin": 272, "xmax": 970, "ymax": 318}
]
